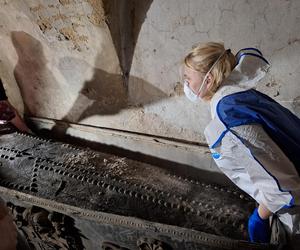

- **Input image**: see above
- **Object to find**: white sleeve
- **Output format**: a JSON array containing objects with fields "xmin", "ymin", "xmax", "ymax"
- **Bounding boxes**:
[{"xmin": 205, "ymin": 119, "xmax": 300, "ymax": 213}]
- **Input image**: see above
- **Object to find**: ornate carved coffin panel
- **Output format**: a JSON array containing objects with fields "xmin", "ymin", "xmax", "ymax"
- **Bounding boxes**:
[{"xmin": 0, "ymin": 132, "xmax": 277, "ymax": 249}]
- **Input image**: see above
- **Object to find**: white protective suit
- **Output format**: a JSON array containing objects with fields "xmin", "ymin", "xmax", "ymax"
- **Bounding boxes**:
[{"xmin": 204, "ymin": 48, "xmax": 300, "ymax": 245}]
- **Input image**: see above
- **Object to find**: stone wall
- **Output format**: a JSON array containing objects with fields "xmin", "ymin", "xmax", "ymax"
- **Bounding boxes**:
[{"xmin": 0, "ymin": 0, "xmax": 299, "ymax": 146}]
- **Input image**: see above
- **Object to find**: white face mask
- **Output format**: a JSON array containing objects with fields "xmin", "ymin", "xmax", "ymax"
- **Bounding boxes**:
[
  {"xmin": 183, "ymin": 71, "xmax": 209, "ymax": 103},
  {"xmin": 184, "ymin": 80, "xmax": 199, "ymax": 102},
  {"xmin": 183, "ymin": 49, "xmax": 228, "ymax": 103}
]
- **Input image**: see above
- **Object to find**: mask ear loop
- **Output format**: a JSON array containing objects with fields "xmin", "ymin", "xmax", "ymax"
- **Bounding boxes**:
[{"xmin": 196, "ymin": 49, "xmax": 228, "ymax": 96}]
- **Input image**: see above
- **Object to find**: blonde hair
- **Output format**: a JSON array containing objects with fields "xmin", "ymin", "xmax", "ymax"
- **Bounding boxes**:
[{"xmin": 184, "ymin": 42, "xmax": 236, "ymax": 100}]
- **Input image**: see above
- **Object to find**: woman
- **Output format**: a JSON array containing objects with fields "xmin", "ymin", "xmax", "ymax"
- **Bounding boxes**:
[{"xmin": 182, "ymin": 42, "xmax": 300, "ymax": 245}]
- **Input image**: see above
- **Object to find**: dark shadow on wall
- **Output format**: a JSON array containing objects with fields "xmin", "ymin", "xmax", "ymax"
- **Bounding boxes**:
[
  {"xmin": 58, "ymin": 54, "xmax": 167, "ymax": 123},
  {"xmin": 11, "ymin": 31, "xmax": 45, "ymax": 115},
  {"xmin": 53, "ymin": 54, "xmax": 168, "ymax": 134},
  {"xmin": 102, "ymin": 0, "xmax": 153, "ymax": 86},
  {"xmin": 10, "ymin": 31, "xmax": 169, "ymax": 135},
  {"xmin": 11, "ymin": 31, "xmax": 60, "ymax": 117}
]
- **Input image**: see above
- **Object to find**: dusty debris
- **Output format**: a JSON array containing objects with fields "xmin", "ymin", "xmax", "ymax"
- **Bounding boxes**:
[
  {"xmin": 105, "ymin": 157, "xmax": 129, "ymax": 176},
  {"xmin": 63, "ymin": 151, "xmax": 94, "ymax": 166}
]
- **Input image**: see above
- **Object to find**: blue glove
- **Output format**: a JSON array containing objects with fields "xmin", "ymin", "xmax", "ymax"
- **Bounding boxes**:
[{"xmin": 248, "ymin": 208, "xmax": 271, "ymax": 243}]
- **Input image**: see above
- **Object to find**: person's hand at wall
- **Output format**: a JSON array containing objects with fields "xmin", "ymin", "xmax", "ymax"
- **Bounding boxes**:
[
  {"xmin": 248, "ymin": 204, "xmax": 272, "ymax": 243},
  {"xmin": 7, "ymin": 101, "xmax": 33, "ymax": 134},
  {"xmin": 0, "ymin": 100, "xmax": 32, "ymax": 134}
]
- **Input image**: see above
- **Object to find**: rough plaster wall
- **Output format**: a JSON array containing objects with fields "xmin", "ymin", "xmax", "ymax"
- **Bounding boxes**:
[
  {"xmin": 130, "ymin": 0, "xmax": 300, "ymax": 143},
  {"xmin": 0, "ymin": 0, "xmax": 300, "ymax": 145},
  {"xmin": 0, "ymin": 0, "xmax": 121, "ymax": 118}
]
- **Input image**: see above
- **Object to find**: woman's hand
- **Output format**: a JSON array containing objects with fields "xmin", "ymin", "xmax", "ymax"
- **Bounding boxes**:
[
  {"xmin": 5, "ymin": 101, "xmax": 32, "ymax": 134},
  {"xmin": 258, "ymin": 204, "xmax": 273, "ymax": 219}
]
